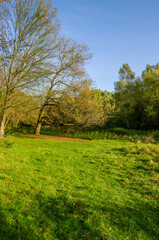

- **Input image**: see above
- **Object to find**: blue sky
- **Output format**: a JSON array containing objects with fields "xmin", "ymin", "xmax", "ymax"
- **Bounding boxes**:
[{"xmin": 53, "ymin": 0, "xmax": 159, "ymax": 91}]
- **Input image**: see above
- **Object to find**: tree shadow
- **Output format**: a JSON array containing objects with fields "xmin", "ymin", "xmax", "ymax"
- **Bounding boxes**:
[
  {"xmin": 0, "ymin": 206, "xmax": 30, "ymax": 240},
  {"xmin": 0, "ymin": 192, "xmax": 158, "ymax": 240},
  {"xmin": 34, "ymin": 192, "xmax": 159, "ymax": 239},
  {"xmin": 98, "ymin": 198, "xmax": 159, "ymax": 239},
  {"xmin": 34, "ymin": 193, "xmax": 105, "ymax": 239}
]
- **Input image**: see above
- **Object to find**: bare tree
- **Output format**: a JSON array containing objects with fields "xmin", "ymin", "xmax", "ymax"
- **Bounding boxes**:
[
  {"xmin": 35, "ymin": 38, "xmax": 92, "ymax": 134},
  {"xmin": 0, "ymin": 0, "xmax": 59, "ymax": 137}
]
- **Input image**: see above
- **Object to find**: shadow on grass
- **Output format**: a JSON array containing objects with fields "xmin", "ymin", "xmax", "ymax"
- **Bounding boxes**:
[
  {"xmin": 34, "ymin": 193, "xmax": 159, "ymax": 239},
  {"xmin": 0, "ymin": 192, "xmax": 159, "ymax": 240},
  {"xmin": 100, "ymin": 199, "xmax": 159, "ymax": 239},
  {"xmin": 35, "ymin": 193, "xmax": 105, "ymax": 239},
  {"xmin": 0, "ymin": 195, "xmax": 106, "ymax": 240},
  {"xmin": 0, "ymin": 207, "xmax": 29, "ymax": 240}
]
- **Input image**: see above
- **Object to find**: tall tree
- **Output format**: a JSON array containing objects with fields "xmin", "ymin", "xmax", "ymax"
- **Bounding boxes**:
[
  {"xmin": 142, "ymin": 64, "xmax": 159, "ymax": 129},
  {"xmin": 0, "ymin": 0, "xmax": 59, "ymax": 137},
  {"xmin": 114, "ymin": 64, "xmax": 136, "ymax": 128},
  {"xmin": 34, "ymin": 38, "xmax": 92, "ymax": 134},
  {"xmin": 114, "ymin": 64, "xmax": 135, "ymax": 91}
]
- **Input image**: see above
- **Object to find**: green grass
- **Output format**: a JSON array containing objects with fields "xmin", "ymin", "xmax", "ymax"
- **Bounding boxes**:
[{"xmin": 0, "ymin": 137, "xmax": 159, "ymax": 239}]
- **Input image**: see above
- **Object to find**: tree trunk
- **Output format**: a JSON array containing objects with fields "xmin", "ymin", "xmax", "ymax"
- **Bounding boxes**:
[
  {"xmin": 126, "ymin": 119, "xmax": 129, "ymax": 129},
  {"xmin": 0, "ymin": 113, "xmax": 6, "ymax": 138},
  {"xmin": 15, "ymin": 114, "xmax": 23, "ymax": 128},
  {"xmin": 4, "ymin": 114, "xmax": 11, "ymax": 129},
  {"xmin": 35, "ymin": 108, "xmax": 44, "ymax": 135}
]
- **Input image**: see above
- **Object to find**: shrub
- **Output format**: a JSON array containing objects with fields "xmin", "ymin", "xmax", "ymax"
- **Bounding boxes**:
[{"xmin": 0, "ymin": 138, "xmax": 14, "ymax": 148}]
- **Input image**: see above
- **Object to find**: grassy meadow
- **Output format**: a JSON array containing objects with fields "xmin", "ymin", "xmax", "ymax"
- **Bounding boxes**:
[{"xmin": 0, "ymin": 133, "xmax": 159, "ymax": 239}]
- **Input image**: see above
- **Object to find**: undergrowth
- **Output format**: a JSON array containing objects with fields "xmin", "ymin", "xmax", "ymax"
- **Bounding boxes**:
[{"xmin": 4, "ymin": 125, "xmax": 159, "ymax": 143}]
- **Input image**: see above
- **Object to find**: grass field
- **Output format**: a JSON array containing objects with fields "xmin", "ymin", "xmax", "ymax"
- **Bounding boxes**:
[{"xmin": 0, "ymin": 136, "xmax": 159, "ymax": 239}]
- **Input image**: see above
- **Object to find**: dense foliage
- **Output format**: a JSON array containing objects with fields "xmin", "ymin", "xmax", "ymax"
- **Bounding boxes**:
[{"xmin": 114, "ymin": 64, "xmax": 159, "ymax": 130}]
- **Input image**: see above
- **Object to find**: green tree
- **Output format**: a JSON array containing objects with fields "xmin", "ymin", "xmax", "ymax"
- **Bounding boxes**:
[
  {"xmin": 114, "ymin": 63, "xmax": 159, "ymax": 130},
  {"xmin": 44, "ymin": 87, "xmax": 115, "ymax": 129},
  {"xmin": 142, "ymin": 64, "xmax": 159, "ymax": 129},
  {"xmin": 114, "ymin": 63, "xmax": 135, "ymax": 92},
  {"xmin": 0, "ymin": 0, "xmax": 59, "ymax": 137},
  {"xmin": 114, "ymin": 64, "xmax": 136, "ymax": 128}
]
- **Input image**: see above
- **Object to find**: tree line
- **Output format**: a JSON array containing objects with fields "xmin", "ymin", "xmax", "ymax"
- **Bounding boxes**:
[
  {"xmin": 114, "ymin": 63, "xmax": 159, "ymax": 130},
  {"xmin": 0, "ymin": 0, "xmax": 158, "ymax": 138}
]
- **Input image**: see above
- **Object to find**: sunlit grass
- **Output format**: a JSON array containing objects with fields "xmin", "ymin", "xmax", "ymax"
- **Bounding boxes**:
[{"xmin": 0, "ymin": 137, "xmax": 159, "ymax": 239}]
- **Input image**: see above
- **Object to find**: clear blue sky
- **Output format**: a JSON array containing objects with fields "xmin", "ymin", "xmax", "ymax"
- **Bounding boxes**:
[{"xmin": 53, "ymin": 0, "xmax": 159, "ymax": 92}]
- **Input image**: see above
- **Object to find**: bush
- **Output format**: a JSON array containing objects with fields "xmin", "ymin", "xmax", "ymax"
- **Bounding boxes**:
[{"xmin": 0, "ymin": 138, "xmax": 14, "ymax": 148}]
